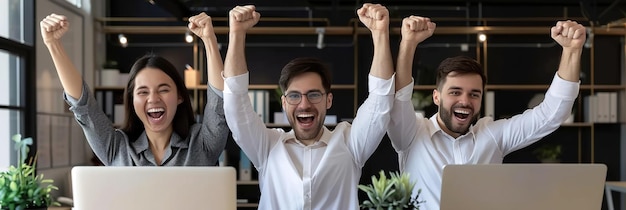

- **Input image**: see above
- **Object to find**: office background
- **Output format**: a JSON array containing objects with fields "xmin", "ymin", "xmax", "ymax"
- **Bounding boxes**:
[{"xmin": 1, "ymin": 0, "xmax": 624, "ymax": 209}]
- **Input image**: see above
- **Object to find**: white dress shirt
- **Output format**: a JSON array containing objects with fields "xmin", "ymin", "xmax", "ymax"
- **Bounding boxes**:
[
  {"xmin": 224, "ymin": 72, "xmax": 394, "ymax": 210},
  {"xmin": 388, "ymin": 73, "xmax": 579, "ymax": 210}
]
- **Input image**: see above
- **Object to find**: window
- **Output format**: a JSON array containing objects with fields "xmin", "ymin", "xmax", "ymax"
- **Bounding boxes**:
[
  {"xmin": 0, "ymin": 0, "xmax": 31, "ymax": 45},
  {"xmin": 0, "ymin": 0, "xmax": 34, "ymax": 171},
  {"xmin": 65, "ymin": 0, "xmax": 81, "ymax": 8},
  {"xmin": 0, "ymin": 46, "xmax": 30, "ymax": 171}
]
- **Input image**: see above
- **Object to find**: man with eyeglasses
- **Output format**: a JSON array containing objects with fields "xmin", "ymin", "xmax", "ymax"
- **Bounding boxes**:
[{"xmin": 222, "ymin": 3, "xmax": 394, "ymax": 209}]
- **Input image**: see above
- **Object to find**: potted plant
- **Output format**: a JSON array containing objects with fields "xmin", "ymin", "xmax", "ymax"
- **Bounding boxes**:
[
  {"xmin": 0, "ymin": 134, "xmax": 59, "ymax": 210},
  {"xmin": 358, "ymin": 170, "xmax": 424, "ymax": 210},
  {"xmin": 533, "ymin": 144, "xmax": 562, "ymax": 163},
  {"xmin": 100, "ymin": 59, "xmax": 120, "ymax": 86},
  {"xmin": 102, "ymin": 60, "xmax": 118, "ymax": 70}
]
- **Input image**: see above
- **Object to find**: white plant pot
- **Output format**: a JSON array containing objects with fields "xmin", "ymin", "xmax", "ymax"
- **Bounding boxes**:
[
  {"xmin": 100, "ymin": 69, "xmax": 120, "ymax": 86},
  {"xmin": 415, "ymin": 110, "xmax": 425, "ymax": 118}
]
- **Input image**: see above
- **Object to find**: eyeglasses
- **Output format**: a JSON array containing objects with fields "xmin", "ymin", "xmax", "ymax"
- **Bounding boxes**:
[{"xmin": 284, "ymin": 91, "xmax": 326, "ymax": 105}]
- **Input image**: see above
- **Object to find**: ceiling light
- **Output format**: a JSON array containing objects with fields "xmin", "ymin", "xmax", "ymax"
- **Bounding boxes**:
[
  {"xmin": 118, "ymin": 34, "xmax": 128, "ymax": 47},
  {"xmin": 185, "ymin": 31, "xmax": 193, "ymax": 43},
  {"xmin": 478, "ymin": 33, "xmax": 487, "ymax": 42}
]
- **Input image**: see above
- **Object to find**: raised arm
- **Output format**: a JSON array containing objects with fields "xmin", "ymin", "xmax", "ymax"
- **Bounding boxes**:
[
  {"xmin": 356, "ymin": 3, "xmax": 392, "ymax": 79},
  {"xmin": 188, "ymin": 12, "xmax": 223, "ymax": 90},
  {"xmin": 224, "ymin": 5, "xmax": 260, "ymax": 78},
  {"xmin": 551, "ymin": 20, "xmax": 585, "ymax": 82},
  {"xmin": 388, "ymin": 16, "xmax": 436, "ymax": 152},
  {"xmin": 348, "ymin": 4, "xmax": 395, "ymax": 165},
  {"xmin": 222, "ymin": 5, "xmax": 271, "ymax": 168},
  {"xmin": 40, "ymin": 13, "xmax": 82, "ymax": 99},
  {"xmin": 497, "ymin": 21, "xmax": 585, "ymax": 153},
  {"xmin": 396, "ymin": 16, "xmax": 436, "ymax": 90}
]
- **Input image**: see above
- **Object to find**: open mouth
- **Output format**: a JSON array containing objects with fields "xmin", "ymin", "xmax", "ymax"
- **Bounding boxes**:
[
  {"xmin": 296, "ymin": 113, "xmax": 315, "ymax": 125},
  {"xmin": 147, "ymin": 107, "xmax": 165, "ymax": 119},
  {"xmin": 453, "ymin": 109, "xmax": 470, "ymax": 120}
]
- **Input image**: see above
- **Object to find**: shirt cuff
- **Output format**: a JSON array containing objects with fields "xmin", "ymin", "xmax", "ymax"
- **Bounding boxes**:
[
  {"xmin": 395, "ymin": 78, "xmax": 415, "ymax": 102},
  {"xmin": 208, "ymin": 84, "xmax": 223, "ymax": 98},
  {"xmin": 547, "ymin": 72, "xmax": 580, "ymax": 99},
  {"xmin": 368, "ymin": 73, "xmax": 395, "ymax": 96},
  {"xmin": 63, "ymin": 82, "xmax": 89, "ymax": 106},
  {"xmin": 224, "ymin": 72, "xmax": 249, "ymax": 94}
]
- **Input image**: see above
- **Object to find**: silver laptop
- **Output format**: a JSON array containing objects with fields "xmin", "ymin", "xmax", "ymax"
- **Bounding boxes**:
[
  {"xmin": 440, "ymin": 164, "xmax": 607, "ymax": 210},
  {"xmin": 71, "ymin": 166, "xmax": 237, "ymax": 210}
]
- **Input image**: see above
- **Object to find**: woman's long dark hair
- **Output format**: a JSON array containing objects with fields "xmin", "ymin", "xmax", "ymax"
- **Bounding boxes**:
[{"xmin": 120, "ymin": 54, "xmax": 195, "ymax": 141}]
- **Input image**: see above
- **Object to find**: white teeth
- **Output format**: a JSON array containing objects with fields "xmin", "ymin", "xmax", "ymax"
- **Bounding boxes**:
[
  {"xmin": 297, "ymin": 114, "xmax": 314, "ymax": 118},
  {"xmin": 148, "ymin": 108, "xmax": 165, "ymax": 113},
  {"xmin": 454, "ymin": 109, "xmax": 469, "ymax": 114}
]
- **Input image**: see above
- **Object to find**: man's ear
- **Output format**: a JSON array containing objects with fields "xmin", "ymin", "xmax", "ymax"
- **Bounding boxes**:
[
  {"xmin": 326, "ymin": 92, "xmax": 333, "ymax": 109},
  {"xmin": 281, "ymin": 95, "xmax": 286, "ymax": 111},
  {"xmin": 433, "ymin": 89, "xmax": 440, "ymax": 106}
]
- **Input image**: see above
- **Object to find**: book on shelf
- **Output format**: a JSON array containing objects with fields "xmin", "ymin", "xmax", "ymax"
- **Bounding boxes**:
[
  {"xmin": 113, "ymin": 104, "xmax": 124, "ymax": 125},
  {"xmin": 484, "ymin": 91, "xmax": 495, "ymax": 118},
  {"xmin": 105, "ymin": 91, "xmax": 114, "ymax": 121},
  {"xmin": 584, "ymin": 95, "xmax": 597, "ymax": 123},
  {"xmin": 274, "ymin": 112, "xmax": 288, "ymax": 124},
  {"xmin": 239, "ymin": 150, "xmax": 252, "ymax": 181},
  {"xmin": 248, "ymin": 90, "xmax": 270, "ymax": 123},
  {"xmin": 609, "ymin": 92, "xmax": 617, "ymax": 122},
  {"xmin": 218, "ymin": 149, "xmax": 227, "ymax": 167},
  {"xmin": 584, "ymin": 92, "xmax": 619, "ymax": 123},
  {"xmin": 596, "ymin": 92, "xmax": 610, "ymax": 122}
]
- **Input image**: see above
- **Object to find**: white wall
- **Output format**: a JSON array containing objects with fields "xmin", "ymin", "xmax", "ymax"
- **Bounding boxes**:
[{"xmin": 36, "ymin": 0, "xmax": 99, "ymax": 199}]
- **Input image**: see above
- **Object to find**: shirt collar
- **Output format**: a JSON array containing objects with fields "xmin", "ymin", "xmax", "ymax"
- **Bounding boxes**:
[
  {"xmin": 429, "ymin": 113, "xmax": 476, "ymax": 140},
  {"xmin": 131, "ymin": 131, "xmax": 187, "ymax": 153},
  {"xmin": 283, "ymin": 126, "xmax": 331, "ymax": 146}
]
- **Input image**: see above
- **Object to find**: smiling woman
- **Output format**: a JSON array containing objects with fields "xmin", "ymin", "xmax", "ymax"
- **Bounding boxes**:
[{"xmin": 39, "ymin": 12, "xmax": 230, "ymax": 167}]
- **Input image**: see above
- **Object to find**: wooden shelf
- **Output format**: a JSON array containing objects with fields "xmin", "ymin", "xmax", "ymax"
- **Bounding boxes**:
[
  {"xmin": 192, "ymin": 84, "xmax": 356, "ymax": 90},
  {"xmin": 582, "ymin": 85, "xmax": 626, "ymax": 91},
  {"xmin": 560, "ymin": 122, "xmax": 593, "ymax": 127},
  {"xmin": 103, "ymin": 24, "xmax": 626, "ymax": 36},
  {"xmin": 237, "ymin": 180, "xmax": 259, "ymax": 185},
  {"xmin": 95, "ymin": 86, "xmax": 125, "ymax": 91},
  {"xmin": 95, "ymin": 84, "xmax": 355, "ymax": 91},
  {"xmin": 412, "ymin": 84, "xmax": 626, "ymax": 91},
  {"xmin": 237, "ymin": 203, "xmax": 259, "ymax": 208}
]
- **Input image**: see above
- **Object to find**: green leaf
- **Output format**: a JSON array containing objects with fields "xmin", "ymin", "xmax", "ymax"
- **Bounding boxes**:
[
  {"xmin": 9, "ymin": 181, "xmax": 18, "ymax": 191},
  {"xmin": 359, "ymin": 170, "xmax": 422, "ymax": 209},
  {"xmin": 1, "ymin": 134, "xmax": 58, "ymax": 208}
]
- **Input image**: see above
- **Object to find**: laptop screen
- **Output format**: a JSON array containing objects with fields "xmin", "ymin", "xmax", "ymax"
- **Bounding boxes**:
[
  {"xmin": 71, "ymin": 166, "xmax": 236, "ymax": 210},
  {"xmin": 440, "ymin": 164, "xmax": 607, "ymax": 210}
]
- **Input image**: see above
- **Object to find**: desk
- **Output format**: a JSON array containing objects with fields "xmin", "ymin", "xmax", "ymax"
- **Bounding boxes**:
[{"xmin": 605, "ymin": 181, "xmax": 626, "ymax": 210}]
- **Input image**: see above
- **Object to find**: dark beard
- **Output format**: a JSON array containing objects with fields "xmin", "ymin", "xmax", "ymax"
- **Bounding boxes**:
[{"xmin": 439, "ymin": 104, "xmax": 479, "ymax": 135}]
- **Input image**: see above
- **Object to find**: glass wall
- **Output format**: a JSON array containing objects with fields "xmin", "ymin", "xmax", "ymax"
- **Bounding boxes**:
[
  {"xmin": 0, "ymin": 0, "xmax": 29, "ymax": 45},
  {"xmin": 0, "ymin": 0, "xmax": 33, "ymax": 171}
]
